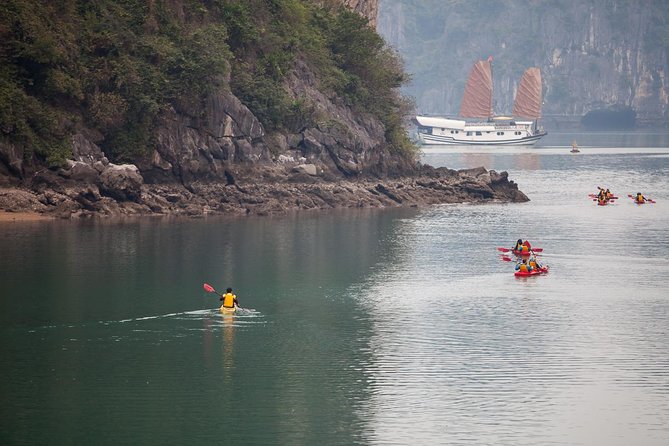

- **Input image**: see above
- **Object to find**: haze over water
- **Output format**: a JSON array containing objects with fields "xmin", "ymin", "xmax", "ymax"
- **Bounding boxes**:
[{"xmin": 1, "ymin": 132, "xmax": 668, "ymax": 445}]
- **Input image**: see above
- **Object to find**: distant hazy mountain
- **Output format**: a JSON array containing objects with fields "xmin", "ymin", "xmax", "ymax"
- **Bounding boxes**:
[{"xmin": 378, "ymin": 0, "xmax": 669, "ymax": 128}]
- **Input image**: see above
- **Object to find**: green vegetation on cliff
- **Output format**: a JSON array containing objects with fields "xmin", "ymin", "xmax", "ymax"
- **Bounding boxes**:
[{"xmin": 0, "ymin": 0, "xmax": 415, "ymax": 168}]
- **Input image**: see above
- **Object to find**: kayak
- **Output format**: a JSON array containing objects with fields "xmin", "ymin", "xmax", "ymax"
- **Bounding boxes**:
[
  {"xmin": 515, "ymin": 269, "xmax": 541, "ymax": 277},
  {"xmin": 219, "ymin": 305, "xmax": 237, "ymax": 314},
  {"xmin": 513, "ymin": 249, "xmax": 532, "ymax": 256},
  {"xmin": 514, "ymin": 266, "xmax": 549, "ymax": 277}
]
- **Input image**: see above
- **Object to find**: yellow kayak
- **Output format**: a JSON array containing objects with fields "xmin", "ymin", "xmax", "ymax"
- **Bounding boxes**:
[{"xmin": 219, "ymin": 305, "xmax": 237, "ymax": 314}]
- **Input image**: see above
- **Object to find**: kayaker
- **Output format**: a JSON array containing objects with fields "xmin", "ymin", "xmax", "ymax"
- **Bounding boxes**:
[
  {"xmin": 521, "ymin": 240, "xmax": 532, "ymax": 253},
  {"xmin": 635, "ymin": 192, "xmax": 646, "ymax": 203},
  {"xmin": 513, "ymin": 239, "xmax": 523, "ymax": 251},
  {"xmin": 516, "ymin": 258, "xmax": 532, "ymax": 273},
  {"xmin": 220, "ymin": 288, "xmax": 238, "ymax": 309},
  {"xmin": 529, "ymin": 255, "xmax": 541, "ymax": 270},
  {"xmin": 605, "ymin": 188, "xmax": 613, "ymax": 199}
]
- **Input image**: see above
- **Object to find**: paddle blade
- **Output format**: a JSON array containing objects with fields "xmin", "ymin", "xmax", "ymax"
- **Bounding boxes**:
[
  {"xmin": 532, "ymin": 248, "xmax": 543, "ymax": 252},
  {"xmin": 203, "ymin": 283, "xmax": 215, "ymax": 293},
  {"xmin": 497, "ymin": 247, "xmax": 511, "ymax": 252},
  {"xmin": 500, "ymin": 256, "xmax": 512, "ymax": 262}
]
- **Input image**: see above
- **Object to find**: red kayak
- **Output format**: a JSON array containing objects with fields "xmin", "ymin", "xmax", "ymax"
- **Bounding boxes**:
[
  {"xmin": 514, "ymin": 266, "xmax": 549, "ymax": 277},
  {"xmin": 515, "ymin": 270, "xmax": 541, "ymax": 277}
]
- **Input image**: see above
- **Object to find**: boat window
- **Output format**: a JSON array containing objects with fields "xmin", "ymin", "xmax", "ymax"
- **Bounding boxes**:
[
  {"xmin": 466, "ymin": 132, "xmax": 472, "ymax": 136},
  {"xmin": 475, "ymin": 131, "xmax": 482, "ymax": 136}
]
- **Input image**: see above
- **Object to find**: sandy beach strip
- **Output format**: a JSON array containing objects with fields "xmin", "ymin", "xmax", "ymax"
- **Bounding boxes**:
[{"xmin": 0, "ymin": 211, "xmax": 53, "ymax": 222}]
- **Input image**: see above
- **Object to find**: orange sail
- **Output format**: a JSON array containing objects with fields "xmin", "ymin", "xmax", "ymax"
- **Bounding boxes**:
[
  {"xmin": 513, "ymin": 67, "xmax": 542, "ymax": 119},
  {"xmin": 459, "ymin": 60, "xmax": 493, "ymax": 119}
]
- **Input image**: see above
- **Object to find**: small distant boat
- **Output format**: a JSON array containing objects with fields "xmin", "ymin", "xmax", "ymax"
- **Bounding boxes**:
[
  {"xmin": 414, "ymin": 57, "xmax": 547, "ymax": 145},
  {"xmin": 570, "ymin": 141, "xmax": 580, "ymax": 153}
]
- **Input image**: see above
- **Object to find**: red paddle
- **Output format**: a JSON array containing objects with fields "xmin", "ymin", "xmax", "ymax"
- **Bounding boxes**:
[
  {"xmin": 203, "ymin": 283, "xmax": 224, "ymax": 298},
  {"xmin": 497, "ymin": 247, "xmax": 511, "ymax": 252}
]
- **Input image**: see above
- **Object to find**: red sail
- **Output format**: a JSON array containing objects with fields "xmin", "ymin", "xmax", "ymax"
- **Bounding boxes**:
[
  {"xmin": 513, "ymin": 67, "xmax": 542, "ymax": 119},
  {"xmin": 460, "ymin": 60, "xmax": 493, "ymax": 119}
]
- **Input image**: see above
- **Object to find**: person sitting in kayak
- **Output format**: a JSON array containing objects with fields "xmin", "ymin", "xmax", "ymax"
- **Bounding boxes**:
[
  {"xmin": 513, "ymin": 239, "xmax": 523, "ymax": 251},
  {"xmin": 598, "ymin": 195, "xmax": 608, "ymax": 205},
  {"xmin": 597, "ymin": 188, "xmax": 606, "ymax": 200},
  {"xmin": 516, "ymin": 258, "xmax": 532, "ymax": 273},
  {"xmin": 520, "ymin": 240, "xmax": 532, "ymax": 254},
  {"xmin": 528, "ymin": 255, "xmax": 542, "ymax": 270},
  {"xmin": 220, "ymin": 288, "xmax": 238, "ymax": 309},
  {"xmin": 605, "ymin": 188, "xmax": 613, "ymax": 199},
  {"xmin": 635, "ymin": 192, "xmax": 646, "ymax": 203}
]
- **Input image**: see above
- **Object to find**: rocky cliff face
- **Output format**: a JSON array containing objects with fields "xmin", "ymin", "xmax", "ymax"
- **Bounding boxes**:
[
  {"xmin": 342, "ymin": 0, "xmax": 379, "ymax": 27},
  {"xmin": 378, "ymin": 0, "xmax": 669, "ymax": 127}
]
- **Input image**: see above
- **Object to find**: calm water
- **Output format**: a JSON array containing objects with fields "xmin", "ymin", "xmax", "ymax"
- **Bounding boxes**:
[{"xmin": 1, "ymin": 132, "xmax": 669, "ymax": 445}]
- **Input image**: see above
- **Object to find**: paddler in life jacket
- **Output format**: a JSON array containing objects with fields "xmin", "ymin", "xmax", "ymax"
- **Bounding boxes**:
[
  {"xmin": 635, "ymin": 192, "xmax": 646, "ymax": 203},
  {"xmin": 513, "ymin": 239, "xmax": 523, "ymax": 251},
  {"xmin": 597, "ymin": 188, "xmax": 606, "ymax": 200},
  {"xmin": 598, "ymin": 195, "xmax": 608, "ymax": 205},
  {"xmin": 520, "ymin": 240, "xmax": 532, "ymax": 254},
  {"xmin": 515, "ymin": 258, "xmax": 532, "ymax": 273},
  {"xmin": 220, "ymin": 288, "xmax": 238, "ymax": 309},
  {"xmin": 605, "ymin": 189, "xmax": 613, "ymax": 199},
  {"xmin": 528, "ymin": 255, "xmax": 542, "ymax": 271}
]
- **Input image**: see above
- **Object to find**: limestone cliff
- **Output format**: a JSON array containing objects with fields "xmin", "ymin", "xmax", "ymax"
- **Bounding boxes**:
[
  {"xmin": 342, "ymin": 0, "xmax": 379, "ymax": 27},
  {"xmin": 378, "ymin": 0, "xmax": 669, "ymax": 127}
]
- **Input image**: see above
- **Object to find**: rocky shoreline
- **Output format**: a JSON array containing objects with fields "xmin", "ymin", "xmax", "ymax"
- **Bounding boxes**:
[{"xmin": 0, "ymin": 164, "xmax": 528, "ymax": 220}]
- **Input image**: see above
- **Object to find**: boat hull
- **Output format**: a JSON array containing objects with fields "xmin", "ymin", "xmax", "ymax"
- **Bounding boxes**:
[
  {"xmin": 418, "ymin": 130, "xmax": 546, "ymax": 146},
  {"xmin": 219, "ymin": 305, "xmax": 237, "ymax": 314}
]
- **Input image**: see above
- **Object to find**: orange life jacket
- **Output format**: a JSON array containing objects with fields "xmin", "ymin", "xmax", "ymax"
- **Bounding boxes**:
[{"xmin": 222, "ymin": 292, "xmax": 236, "ymax": 308}]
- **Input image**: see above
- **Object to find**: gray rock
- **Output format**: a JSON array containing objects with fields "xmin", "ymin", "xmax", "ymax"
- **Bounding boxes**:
[
  {"xmin": 67, "ymin": 161, "xmax": 100, "ymax": 182},
  {"xmin": 99, "ymin": 164, "xmax": 144, "ymax": 202},
  {"xmin": 71, "ymin": 134, "xmax": 106, "ymax": 165},
  {"xmin": 293, "ymin": 164, "xmax": 318, "ymax": 176},
  {"xmin": 0, "ymin": 141, "xmax": 24, "ymax": 178}
]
